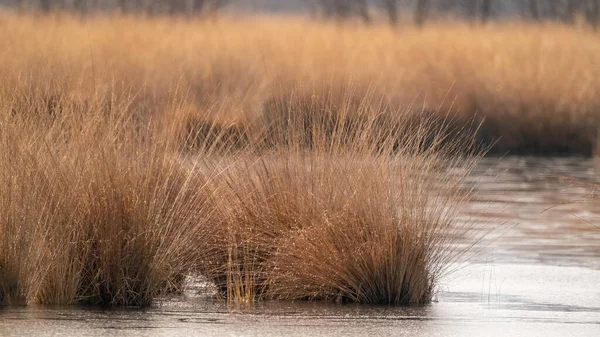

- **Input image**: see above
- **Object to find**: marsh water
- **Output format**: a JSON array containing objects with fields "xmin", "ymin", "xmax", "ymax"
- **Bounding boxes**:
[{"xmin": 1, "ymin": 157, "xmax": 599, "ymax": 337}]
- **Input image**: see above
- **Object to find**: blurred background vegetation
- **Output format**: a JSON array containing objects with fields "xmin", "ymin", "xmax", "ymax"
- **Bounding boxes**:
[{"xmin": 1, "ymin": 1, "xmax": 598, "ymax": 28}]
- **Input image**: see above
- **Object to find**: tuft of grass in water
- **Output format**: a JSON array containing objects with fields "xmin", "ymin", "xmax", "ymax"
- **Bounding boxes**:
[
  {"xmin": 0, "ymin": 89, "xmax": 482, "ymax": 306},
  {"xmin": 0, "ymin": 78, "xmax": 483, "ymax": 307},
  {"xmin": 202, "ymin": 90, "xmax": 483, "ymax": 305},
  {"xmin": 0, "ymin": 93, "xmax": 219, "ymax": 306}
]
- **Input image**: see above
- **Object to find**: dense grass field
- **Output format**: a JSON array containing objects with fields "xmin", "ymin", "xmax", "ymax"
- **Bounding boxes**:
[
  {"xmin": 0, "ymin": 10, "xmax": 596, "ymax": 307},
  {"xmin": 2, "ymin": 12, "xmax": 599, "ymax": 154}
]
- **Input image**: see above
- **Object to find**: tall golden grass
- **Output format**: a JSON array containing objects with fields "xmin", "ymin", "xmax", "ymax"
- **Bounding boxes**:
[
  {"xmin": 1, "ymin": 11, "xmax": 599, "ymax": 154},
  {"xmin": 3, "ymin": 10, "xmax": 569, "ymax": 308},
  {"xmin": 201, "ymin": 95, "xmax": 481, "ymax": 305},
  {"xmin": 0, "ymin": 78, "xmax": 483, "ymax": 307},
  {"xmin": 0, "ymin": 90, "xmax": 219, "ymax": 306}
]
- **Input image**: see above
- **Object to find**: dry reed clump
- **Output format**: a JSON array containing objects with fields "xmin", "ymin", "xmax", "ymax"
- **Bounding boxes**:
[
  {"xmin": 0, "ymin": 93, "xmax": 217, "ymax": 306},
  {"xmin": 71, "ymin": 145, "xmax": 212, "ymax": 306},
  {"xmin": 1, "ymin": 12, "xmax": 599, "ymax": 154},
  {"xmin": 256, "ymin": 85, "xmax": 470, "ymax": 154},
  {"xmin": 182, "ymin": 116, "xmax": 249, "ymax": 153},
  {"xmin": 0, "ymin": 78, "xmax": 482, "ymax": 306},
  {"xmin": 202, "ymin": 92, "xmax": 482, "ymax": 305}
]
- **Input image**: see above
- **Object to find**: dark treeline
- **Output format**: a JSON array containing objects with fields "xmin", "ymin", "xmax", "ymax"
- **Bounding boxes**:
[
  {"xmin": 309, "ymin": 0, "xmax": 599, "ymax": 27},
  {"xmin": 16, "ymin": 0, "xmax": 228, "ymax": 15},
  {"xmin": 7, "ymin": 0, "xmax": 600, "ymax": 28}
]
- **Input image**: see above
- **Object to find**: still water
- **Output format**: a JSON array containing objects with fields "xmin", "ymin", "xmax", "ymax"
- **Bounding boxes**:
[{"xmin": 1, "ymin": 157, "xmax": 599, "ymax": 337}]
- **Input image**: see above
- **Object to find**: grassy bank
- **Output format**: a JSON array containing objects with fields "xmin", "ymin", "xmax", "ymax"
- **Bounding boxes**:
[{"xmin": 1, "ymin": 12, "xmax": 599, "ymax": 155}]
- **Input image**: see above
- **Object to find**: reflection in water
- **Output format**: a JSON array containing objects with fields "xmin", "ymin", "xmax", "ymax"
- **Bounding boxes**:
[{"xmin": 1, "ymin": 157, "xmax": 599, "ymax": 337}]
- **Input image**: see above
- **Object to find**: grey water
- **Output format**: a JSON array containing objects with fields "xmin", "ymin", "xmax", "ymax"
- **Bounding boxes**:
[{"xmin": 1, "ymin": 157, "xmax": 599, "ymax": 337}]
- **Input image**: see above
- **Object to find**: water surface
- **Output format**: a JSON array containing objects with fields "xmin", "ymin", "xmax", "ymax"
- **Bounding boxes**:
[{"xmin": 1, "ymin": 157, "xmax": 599, "ymax": 337}]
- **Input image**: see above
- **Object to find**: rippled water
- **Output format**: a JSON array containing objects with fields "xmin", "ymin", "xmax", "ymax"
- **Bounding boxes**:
[
  {"xmin": 1, "ymin": 157, "xmax": 599, "ymax": 337},
  {"xmin": 466, "ymin": 157, "xmax": 600, "ymax": 269}
]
